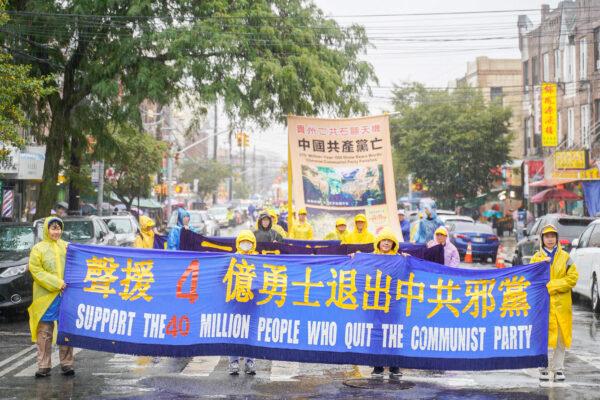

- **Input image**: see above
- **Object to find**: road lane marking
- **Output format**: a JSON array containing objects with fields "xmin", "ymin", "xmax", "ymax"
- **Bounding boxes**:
[
  {"xmin": 0, "ymin": 345, "xmax": 36, "ymax": 370},
  {"xmin": 0, "ymin": 351, "xmax": 37, "ymax": 377},
  {"xmin": 269, "ymin": 361, "xmax": 299, "ymax": 381},
  {"xmin": 180, "ymin": 356, "xmax": 220, "ymax": 377},
  {"xmin": 14, "ymin": 348, "xmax": 82, "ymax": 377}
]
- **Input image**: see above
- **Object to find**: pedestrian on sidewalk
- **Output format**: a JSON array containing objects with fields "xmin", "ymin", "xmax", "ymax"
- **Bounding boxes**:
[
  {"xmin": 27, "ymin": 217, "xmax": 74, "ymax": 377},
  {"xmin": 531, "ymin": 224, "xmax": 579, "ymax": 382}
]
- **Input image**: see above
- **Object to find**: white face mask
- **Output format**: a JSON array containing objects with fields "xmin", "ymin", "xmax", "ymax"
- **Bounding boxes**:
[{"xmin": 239, "ymin": 241, "xmax": 253, "ymax": 252}]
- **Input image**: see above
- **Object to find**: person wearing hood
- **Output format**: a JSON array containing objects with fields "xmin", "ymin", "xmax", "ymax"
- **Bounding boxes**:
[
  {"xmin": 254, "ymin": 212, "xmax": 284, "ymax": 243},
  {"xmin": 267, "ymin": 209, "xmax": 288, "ymax": 238},
  {"xmin": 342, "ymin": 214, "xmax": 375, "ymax": 244},
  {"xmin": 228, "ymin": 230, "xmax": 258, "ymax": 375},
  {"xmin": 134, "ymin": 216, "xmax": 156, "ymax": 249},
  {"xmin": 371, "ymin": 228, "xmax": 402, "ymax": 378},
  {"xmin": 167, "ymin": 208, "xmax": 192, "ymax": 250},
  {"xmin": 427, "ymin": 227, "xmax": 459, "ymax": 267},
  {"xmin": 398, "ymin": 209, "xmax": 410, "ymax": 243},
  {"xmin": 324, "ymin": 218, "xmax": 349, "ymax": 241},
  {"xmin": 289, "ymin": 207, "xmax": 313, "ymax": 240},
  {"xmin": 413, "ymin": 206, "xmax": 444, "ymax": 244},
  {"xmin": 531, "ymin": 224, "xmax": 578, "ymax": 382},
  {"xmin": 28, "ymin": 217, "xmax": 74, "ymax": 377}
]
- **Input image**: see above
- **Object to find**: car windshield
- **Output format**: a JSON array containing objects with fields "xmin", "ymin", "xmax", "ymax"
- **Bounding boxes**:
[
  {"xmin": 64, "ymin": 221, "xmax": 94, "ymax": 241},
  {"xmin": 556, "ymin": 218, "xmax": 593, "ymax": 238},
  {"xmin": 104, "ymin": 218, "xmax": 134, "ymax": 234},
  {"xmin": 449, "ymin": 222, "xmax": 494, "ymax": 234},
  {"xmin": 0, "ymin": 226, "xmax": 35, "ymax": 251}
]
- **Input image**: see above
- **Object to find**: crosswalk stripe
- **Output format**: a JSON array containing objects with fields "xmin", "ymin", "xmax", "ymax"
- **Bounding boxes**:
[
  {"xmin": 180, "ymin": 356, "xmax": 221, "ymax": 377},
  {"xmin": 14, "ymin": 348, "xmax": 82, "ymax": 377},
  {"xmin": 269, "ymin": 361, "xmax": 300, "ymax": 381},
  {"xmin": 0, "ymin": 351, "xmax": 37, "ymax": 377},
  {"xmin": 0, "ymin": 345, "xmax": 36, "ymax": 370}
]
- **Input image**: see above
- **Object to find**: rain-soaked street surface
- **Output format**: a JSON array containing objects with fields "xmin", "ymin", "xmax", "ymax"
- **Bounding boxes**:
[{"xmin": 4, "ymin": 236, "xmax": 600, "ymax": 399}]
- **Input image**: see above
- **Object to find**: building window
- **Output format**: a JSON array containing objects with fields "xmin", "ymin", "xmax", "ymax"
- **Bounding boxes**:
[
  {"xmin": 582, "ymin": 104, "xmax": 591, "ymax": 148},
  {"xmin": 554, "ymin": 49, "xmax": 562, "ymax": 81},
  {"xmin": 523, "ymin": 60, "xmax": 530, "ymax": 88},
  {"xmin": 532, "ymin": 56, "xmax": 540, "ymax": 85},
  {"xmin": 543, "ymin": 52, "xmax": 550, "ymax": 82},
  {"xmin": 580, "ymin": 38, "xmax": 588, "ymax": 80},
  {"xmin": 595, "ymin": 27, "xmax": 600, "ymax": 71},
  {"xmin": 490, "ymin": 87, "xmax": 503, "ymax": 104},
  {"xmin": 595, "ymin": 98, "xmax": 600, "ymax": 123},
  {"xmin": 567, "ymin": 107, "xmax": 575, "ymax": 147},
  {"xmin": 566, "ymin": 43, "xmax": 576, "ymax": 83}
]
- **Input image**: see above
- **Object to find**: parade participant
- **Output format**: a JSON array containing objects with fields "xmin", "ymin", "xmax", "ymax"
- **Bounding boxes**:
[
  {"xmin": 254, "ymin": 211, "xmax": 284, "ymax": 243},
  {"xmin": 228, "ymin": 230, "xmax": 258, "ymax": 375},
  {"xmin": 133, "ymin": 216, "xmax": 156, "ymax": 249},
  {"xmin": 343, "ymin": 214, "xmax": 375, "ymax": 244},
  {"xmin": 531, "ymin": 224, "xmax": 578, "ymax": 382},
  {"xmin": 413, "ymin": 206, "xmax": 443, "ymax": 244},
  {"xmin": 398, "ymin": 209, "xmax": 410, "ymax": 242},
  {"xmin": 289, "ymin": 207, "xmax": 313, "ymax": 240},
  {"xmin": 371, "ymin": 227, "xmax": 401, "ymax": 378},
  {"xmin": 427, "ymin": 227, "xmax": 459, "ymax": 267},
  {"xmin": 267, "ymin": 209, "xmax": 288, "ymax": 238},
  {"xmin": 324, "ymin": 218, "xmax": 349, "ymax": 241},
  {"xmin": 28, "ymin": 217, "xmax": 74, "ymax": 377},
  {"xmin": 167, "ymin": 208, "xmax": 191, "ymax": 250}
]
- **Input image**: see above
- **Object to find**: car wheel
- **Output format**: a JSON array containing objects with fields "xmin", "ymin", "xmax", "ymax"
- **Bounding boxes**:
[{"xmin": 592, "ymin": 276, "xmax": 600, "ymax": 314}]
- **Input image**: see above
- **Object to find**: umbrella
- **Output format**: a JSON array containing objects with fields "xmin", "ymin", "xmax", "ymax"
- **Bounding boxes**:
[
  {"xmin": 482, "ymin": 210, "xmax": 502, "ymax": 218},
  {"xmin": 530, "ymin": 188, "xmax": 582, "ymax": 204}
]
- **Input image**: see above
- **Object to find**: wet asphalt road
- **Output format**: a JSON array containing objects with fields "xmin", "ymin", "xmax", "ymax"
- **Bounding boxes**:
[{"xmin": 5, "ymin": 236, "xmax": 600, "ymax": 399}]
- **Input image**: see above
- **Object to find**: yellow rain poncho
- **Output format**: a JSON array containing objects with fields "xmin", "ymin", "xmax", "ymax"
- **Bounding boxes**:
[
  {"xmin": 289, "ymin": 208, "xmax": 313, "ymax": 240},
  {"xmin": 530, "ymin": 225, "xmax": 579, "ymax": 349},
  {"xmin": 133, "ymin": 216, "xmax": 156, "ymax": 249},
  {"xmin": 28, "ymin": 217, "xmax": 68, "ymax": 343},
  {"xmin": 324, "ymin": 218, "xmax": 350, "ymax": 241},
  {"xmin": 373, "ymin": 228, "xmax": 399, "ymax": 255},
  {"xmin": 267, "ymin": 209, "xmax": 288, "ymax": 238},
  {"xmin": 236, "ymin": 229, "xmax": 258, "ymax": 255},
  {"xmin": 342, "ymin": 214, "xmax": 375, "ymax": 244}
]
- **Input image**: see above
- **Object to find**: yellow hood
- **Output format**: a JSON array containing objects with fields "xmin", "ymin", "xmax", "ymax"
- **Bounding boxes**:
[
  {"xmin": 268, "ymin": 209, "xmax": 279, "ymax": 224},
  {"xmin": 136, "ymin": 216, "xmax": 155, "ymax": 249},
  {"xmin": 335, "ymin": 218, "xmax": 347, "ymax": 227},
  {"xmin": 236, "ymin": 229, "xmax": 257, "ymax": 254},
  {"xmin": 43, "ymin": 217, "xmax": 64, "ymax": 242},
  {"xmin": 374, "ymin": 228, "xmax": 399, "ymax": 254}
]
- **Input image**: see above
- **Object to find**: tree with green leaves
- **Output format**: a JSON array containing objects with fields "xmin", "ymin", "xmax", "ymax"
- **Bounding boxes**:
[
  {"xmin": 179, "ymin": 159, "xmax": 231, "ymax": 201},
  {"xmin": 2, "ymin": 1, "xmax": 376, "ymax": 218},
  {"xmin": 391, "ymin": 83, "xmax": 513, "ymax": 208}
]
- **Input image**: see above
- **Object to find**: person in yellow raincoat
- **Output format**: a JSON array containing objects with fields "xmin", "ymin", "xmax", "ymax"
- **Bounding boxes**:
[
  {"xmin": 342, "ymin": 214, "xmax": 375, "ymax": 244},
  {"xmin": 133, "ymin": 216, "xmax": 156, "ymax": 249},
  {"xmin": 267, "ymin": 209, "xmax": 288, "ymax": 238},
  {"xmin": 324, "ymin": 218, "xmax": 349, "ymax": 241},
  {"xmin": 530, "ymin": 224, "xmax": 578, "ymax": 382},
  {"xmin": 289, "ymin": 207, "xmax": 313, "ymax": 240},
  {"xmin": 28, "ymin": 217, "xmax": 74, "ymax": 377},
  {"xmin": 371, "ymin": 228, "xmax": 401, "ymax": 378},
  {"xmin": 228, "ymin": 230, "xmax": 258, "ymax": 375}
]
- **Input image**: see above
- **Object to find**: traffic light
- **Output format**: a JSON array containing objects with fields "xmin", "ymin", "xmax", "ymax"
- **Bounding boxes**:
[
  {"xmin": 243, "ymin": 132, "xmax": 250, "ymax": 147},
  {"xmin": 175, "ymin": 184, "xmax": 183, "ymax": 194},
  {"xmin": 236, "ymin": 132, "xmax": 243, "ymax": 147}
]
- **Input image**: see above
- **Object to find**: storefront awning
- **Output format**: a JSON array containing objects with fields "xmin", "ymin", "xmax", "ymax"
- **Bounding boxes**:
[{"xmin": 529, "ymin": 177, "xmax": 579, "ymax": 187}]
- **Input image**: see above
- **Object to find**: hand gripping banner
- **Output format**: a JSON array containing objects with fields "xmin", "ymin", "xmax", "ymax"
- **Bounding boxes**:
[{"xmin": 58, "ymin": 244, "xmax": 549, "ymax": 370}]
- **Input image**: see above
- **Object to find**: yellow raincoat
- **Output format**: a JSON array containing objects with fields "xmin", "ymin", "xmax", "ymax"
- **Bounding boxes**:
[
  {"xmin": 373, "ymin": 228, "xmax": 399, "ymax": 255},
  {"xmin": 324, "ymin": 218, "xmax": 349, "ymax": 241},
  {"xmin": 289, "ymin": 208, "xmax": 313, "ymax": 240},
  {"xmin": 133, "ymin": 216, "xmax": 155, "ymax": 249},
  {"xmin": 267, "ymin": 209, "xmax": 288, "ymax": 238},
  {"xmin": 530, "ymin": 232, "xmax": 579, "ymax": 349},
  {"xmin": 28, "ymin": 217, "xmax": 68, "ymax": 343},
  {"xmin": 236, "ymin": 229, "xmax": 258, "ymax": 255},
  {"xmin": 342, "ymin": 214, "xmax": 375, "ymax": 244}
]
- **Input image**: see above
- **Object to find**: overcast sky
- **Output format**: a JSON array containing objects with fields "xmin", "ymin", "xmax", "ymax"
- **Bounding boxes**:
[{"xmin": 231, "ymin": 1, "xmax": 561, "ymax": 161}]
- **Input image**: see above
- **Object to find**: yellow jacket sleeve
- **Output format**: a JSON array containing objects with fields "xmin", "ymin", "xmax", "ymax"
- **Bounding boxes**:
[
  {"xmin": 133, "ymin": 235, "xmax": 143, "ymax": 248},
  {"xmin": 308, "ymin": 225, "xmax": 314, "ymax": 240},
  {"xmin": 28, "ymin": 246, "xmax": 63, "ymax": 292},
  {"xmin": 547, "ymin": 262, "xmax": 578, "ymax": 295}
]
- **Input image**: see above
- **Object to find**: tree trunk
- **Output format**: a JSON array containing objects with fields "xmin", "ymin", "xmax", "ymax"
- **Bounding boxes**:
[
  {"xmin": 68, "ymin": 135, "xmax": 82, "ymax": 212},
  {"xmin": 34, "ymin": 105, "xmax": 69, "ymax": 220}
]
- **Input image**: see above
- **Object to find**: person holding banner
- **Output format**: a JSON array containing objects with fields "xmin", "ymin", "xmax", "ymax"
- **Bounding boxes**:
[
  {"xmin": 27, "ymin": 217, "xmax": 74, "ymax": 377},
  {"xmin": 531, "ymin": 224, "xmax": 579, "ymax": 382},
  {"xmin": 324, "ymin": 218, "xmax": 349, "ymax": 241},
  {"xmin": 413, "ymin": 206, "xmax": 444, "ymax": 244},
  {"xmin": 254, "ymin": 211, "xmax": 284, "ymax": 243},
  {"xmin": 427, "ymin": 227, "xmax": 459, "ymax": 267},
  {"xmin": 343, "ymin": 214, "xmax": 375, "ymax": 244},
  {"xmin": 167, "ymin": 208, "xmax": 192, "ymax": 250},
  {"xmin": 289, "ymin": 207, "xmax": 313, "ymax": 240},
  {"xmin": 133, "ymin": 216, "xmax": 156, "ymax": 249},
  {"xmin": 228, "ymin": 229, "xmax": 259, "ymax": 375}
]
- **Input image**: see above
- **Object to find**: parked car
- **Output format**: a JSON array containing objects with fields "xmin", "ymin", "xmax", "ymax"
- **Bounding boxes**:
[
  {"xmin": 512, "ymin": 214, "xmax": 593, "ymax": 266},
  {"xmin": 101, "ymin": 214, "xmax": 140, "ymax": 247},
  {"xmin": 167, "ymin": 210, "xmax": 220, "ymax": 236},
  {"xmin": 439, "ymin": 215, "xmax": 475, "ymax": 225},
  {"xmin": 447, "ymin": 221, "xmax": 500, "ymax": 262},
  {"xmin": 34, "ymin": 216, "xmax": 118, "ymax": 246},
  {"xmin": 0, "ymin": 223, "xmax": 35, "ymax": 315},
  {"xmin": 569, "ymin": 219, "xmax": 600, "ymax": 312},
  {"xmin": 208, "ymin": 206, "xmax": 230, "ymax": 228}
]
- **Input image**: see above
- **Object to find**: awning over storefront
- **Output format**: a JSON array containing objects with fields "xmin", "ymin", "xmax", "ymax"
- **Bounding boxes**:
[{"xmin": 529, "ymin": 177, "xmax": 579, "ymax": 187}]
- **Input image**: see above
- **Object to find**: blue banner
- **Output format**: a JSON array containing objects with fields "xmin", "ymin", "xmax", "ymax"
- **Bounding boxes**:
[{"xmin": 58, "ymin": 244, "xmax": 549, "ymax": 370}]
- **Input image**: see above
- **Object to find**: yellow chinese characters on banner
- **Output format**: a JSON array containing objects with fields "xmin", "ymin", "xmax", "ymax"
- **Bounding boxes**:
[{"xmin": 541, "ymin": 83, "xmax": 558, "ymax": 147}]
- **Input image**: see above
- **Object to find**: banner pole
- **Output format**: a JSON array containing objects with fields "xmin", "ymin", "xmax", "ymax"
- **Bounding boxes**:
[{"xmin": 287, "ymin": 138, "xmax": 293, "ymax": 231}]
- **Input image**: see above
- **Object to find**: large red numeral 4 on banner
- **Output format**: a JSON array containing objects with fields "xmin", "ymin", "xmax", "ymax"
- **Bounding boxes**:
[{"xmin": 176, "ymin": 260, "xmax": 199, "ymax": 303}]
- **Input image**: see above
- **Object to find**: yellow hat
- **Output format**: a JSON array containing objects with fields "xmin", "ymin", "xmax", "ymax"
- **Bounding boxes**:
[
  {"xmin": 354, "ymin": 214, "xmax": 367, "ymax": 223},
  {"xmin": 541, "ymin": 224, "xmax": 558, "ymax": 236},
  {"xmin": 298, "ymin": 207, "xmax": 307, "ymax": 215},
  {"xmin": 335, "ymin": 218, "xmax": 347, "ymax": 227},
  {"xmin": 435, "ymin": 226, "xmax": 448, "ymax": 236}
]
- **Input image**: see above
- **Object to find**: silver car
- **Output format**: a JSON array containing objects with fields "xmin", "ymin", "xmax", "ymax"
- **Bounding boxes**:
[{"xmin": 101, "ymin": 214, "xmax": 140, "ymax": 247}]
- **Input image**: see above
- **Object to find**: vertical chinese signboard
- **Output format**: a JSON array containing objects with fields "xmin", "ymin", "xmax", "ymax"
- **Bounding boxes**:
[
  {"xmin": 541, "ymin": 82, "xmax": 558, "ymax": 147},
  {"xmin": 288, "ymin": 115, "xmax": 401, "ymax": 240}
]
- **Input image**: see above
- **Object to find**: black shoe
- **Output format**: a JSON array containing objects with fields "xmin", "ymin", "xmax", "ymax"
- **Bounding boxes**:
[
  {"xmin": 35, "ymin": 368, "xmax": 51, "ymax": 378},
  {"xmin": 371, "ymin": 366, "xmax": 384, "ymax": 377},
  {"xmin": 61, "ymin": 366, "xmax": 75, "ymax": 376},
  {"xmin": 389, "ymin": 367, "xmax": 402, "ymax": 377}
]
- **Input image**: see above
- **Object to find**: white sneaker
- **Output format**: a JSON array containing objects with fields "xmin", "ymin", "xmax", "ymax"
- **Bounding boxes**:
[
  {"xmin": 228, "ymin": 361, "xmax": 240, "ymax": 375},
  {"xmin": 539, "ymin": 369, "xmax": 550, "ymax": 382},
  {"xmin": 554, "ymin": 370, "xmax": 565, "ymax": 382},
  {"xmin": 244, "ymin": 359, "xmax": 256, "ymax": 375}
]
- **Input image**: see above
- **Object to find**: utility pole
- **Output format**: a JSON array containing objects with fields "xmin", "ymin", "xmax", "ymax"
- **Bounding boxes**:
[{"xmin": 212, "ymin": 102, "xmax": 218, "ymax": 205}]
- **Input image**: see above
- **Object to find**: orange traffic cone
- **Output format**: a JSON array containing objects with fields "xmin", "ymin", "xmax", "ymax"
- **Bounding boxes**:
[
  {"xmin": 495, "ymin": 244, "xmax": 505, "ymax": 269},
  {"xmin": 464, "ymin": 242, "xmax": 473, "ymax": 263}
]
